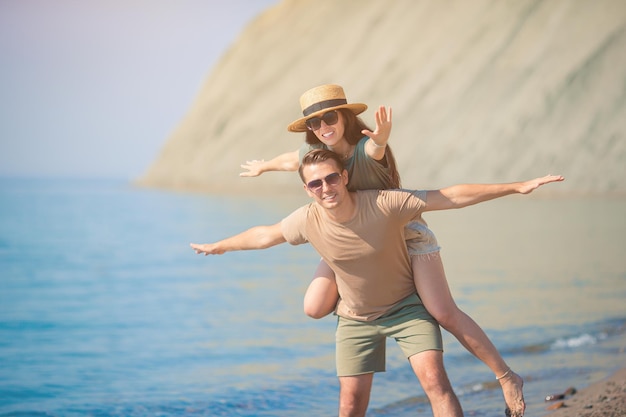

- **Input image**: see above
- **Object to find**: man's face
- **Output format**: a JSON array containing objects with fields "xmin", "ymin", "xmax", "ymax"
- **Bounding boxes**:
[{"xmin": 302, "ymin": 161, "xmax": 348, "ymax": 209}]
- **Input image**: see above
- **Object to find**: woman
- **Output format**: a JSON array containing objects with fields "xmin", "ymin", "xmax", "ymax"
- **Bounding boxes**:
[{"xmin": 240, "ymin": 84, "xmax": 525, "ymax": 417}]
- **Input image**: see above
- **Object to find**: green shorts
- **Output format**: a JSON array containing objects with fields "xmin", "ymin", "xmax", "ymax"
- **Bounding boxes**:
[{"xmin": 335, "ymin": 293, "xmax": 443, "ymax": 377}]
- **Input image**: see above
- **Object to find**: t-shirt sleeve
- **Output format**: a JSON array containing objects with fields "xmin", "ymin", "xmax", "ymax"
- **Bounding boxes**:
[
  {"xmin": 346, "ymin": 137, "xmax": 394, "ymax": 191},
  {"xmin": 280, "ymin": 205, "xmax": 310, "ymax": 245},
  {"xmin": 381, "ymin": 189, "xmax": 427, "ymax": 222},
  {"xmin": 409, "ymin": 190, "xmax": 428, "ymax": 209}
]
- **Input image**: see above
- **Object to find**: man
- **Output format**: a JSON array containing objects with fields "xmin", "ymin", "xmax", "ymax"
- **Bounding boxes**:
[{"xmin": 191, "ymin": 149, "xmax": 564, "ymax": 417}]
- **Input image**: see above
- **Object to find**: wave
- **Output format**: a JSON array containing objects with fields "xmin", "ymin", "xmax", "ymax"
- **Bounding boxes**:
[
  {"xmin": 507, "ymin": 317, "xmax": 626, "ymax": 355},
  {"xmin": 369, "ymin": 316, "xmax": 626, "ymax": 416}
]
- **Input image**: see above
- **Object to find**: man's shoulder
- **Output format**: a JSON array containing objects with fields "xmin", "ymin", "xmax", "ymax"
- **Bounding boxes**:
[
  {"xmin": 289, "ymin": 203, "xmax": 316, "ymax": 217},
  {"xmin": 281, "ymin": 203, "xmax": 319, "ymax": 240},
  {"xmin": 357, "ymin": 189, "xmax": 427, "ymax": 206},
  {"xmin": 356, "ymin": 188, "xmax": 421, "ymax": 197}
]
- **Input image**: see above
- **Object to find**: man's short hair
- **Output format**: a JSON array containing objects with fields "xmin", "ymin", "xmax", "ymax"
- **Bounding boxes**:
[{"xmin": 298, "ymin": 149, "xmax": 345, "ymax": 183}]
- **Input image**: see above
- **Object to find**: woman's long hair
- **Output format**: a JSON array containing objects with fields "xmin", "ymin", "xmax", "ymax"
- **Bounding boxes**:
[{"xmin": 304, "ymin": 108, "xmax": 401, "ymax": 189}]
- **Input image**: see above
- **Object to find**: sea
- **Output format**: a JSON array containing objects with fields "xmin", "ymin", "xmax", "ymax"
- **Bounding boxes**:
[{"xmin": 1, "ymin": 177, "xmax": 625, "ymax": 417}]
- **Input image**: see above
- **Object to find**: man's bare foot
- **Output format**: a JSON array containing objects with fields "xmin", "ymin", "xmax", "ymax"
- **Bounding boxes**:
[{"xmin": 500, "ymin": 370, "xmax": 525, "ymax": 416}]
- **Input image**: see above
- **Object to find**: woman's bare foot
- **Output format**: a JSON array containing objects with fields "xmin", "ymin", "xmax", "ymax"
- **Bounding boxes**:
[{"xmin": 500, "ymin": 370, "xmax": 525, "ymax": 416}]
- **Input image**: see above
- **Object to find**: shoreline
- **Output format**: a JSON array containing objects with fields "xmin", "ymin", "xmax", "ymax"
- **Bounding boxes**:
[{"xmin": 543, "ymin": 367, "xmax": 626, "ymax": 416}]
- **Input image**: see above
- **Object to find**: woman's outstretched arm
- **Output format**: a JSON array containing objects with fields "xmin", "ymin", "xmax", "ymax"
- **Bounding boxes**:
[{"xmin": 239, "ymin": 150, "xmax": 300, "ymax": 177}]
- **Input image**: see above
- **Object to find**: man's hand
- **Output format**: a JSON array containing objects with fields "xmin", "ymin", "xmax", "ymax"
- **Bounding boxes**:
[
  {"xmin": 427, "ymin": 174, "xmax": 566, "ymax": 211},
  {"xmin": 189, "ymin": 224, "xmax": 287, "ymax": 255},
  {"xmin": 517, "ymin": 174, "xmax": 565, "ymax": 194},
  {"xmin": 190, "ymin": 243, "xmax": 224, "ymax": 255}
]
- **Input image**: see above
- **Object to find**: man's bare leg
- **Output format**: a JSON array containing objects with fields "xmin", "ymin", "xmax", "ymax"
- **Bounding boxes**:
[
  {"xmin": 338, "ymin": 373, "xmax": 374, "ymax": 417},
  {"xmin": 408, "ymin": 350, "xmax": 463, "ymax": 417}
]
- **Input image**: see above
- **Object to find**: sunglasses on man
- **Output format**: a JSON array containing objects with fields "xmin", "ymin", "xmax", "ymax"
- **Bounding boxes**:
[
  {"xmin": 306, "ymin": 172, "xmax": 342, "ymax": 192},
  {"xmin": 305, "ymin": 110, "xmax": 339, "ymax": 131}
]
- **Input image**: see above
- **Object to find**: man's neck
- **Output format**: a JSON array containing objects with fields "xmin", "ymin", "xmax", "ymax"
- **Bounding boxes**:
[{"xmin": 323, "ymin": 191, "xmax": 357, "ymax": 223}]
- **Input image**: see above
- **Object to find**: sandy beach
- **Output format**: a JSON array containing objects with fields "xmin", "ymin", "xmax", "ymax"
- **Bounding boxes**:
[{"xmin": 544, "ymin": 368, "xmax": 626, "ymax": 416}]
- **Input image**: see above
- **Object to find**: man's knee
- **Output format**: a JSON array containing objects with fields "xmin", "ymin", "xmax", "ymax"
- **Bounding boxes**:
[
  {"xmin": 339, "ymin": 374, "xmax": 373, "ymax": 417},
  {"xmin": 409, "ymin": 350, "xmax": 453, "ymax": 393},
  {"xmin": 339, "ymin": 394, "xmax": 368, "ymax": 417},
  {"xmin": 419, "ymin": 365, "xmax": 453, "ymax": 395}
]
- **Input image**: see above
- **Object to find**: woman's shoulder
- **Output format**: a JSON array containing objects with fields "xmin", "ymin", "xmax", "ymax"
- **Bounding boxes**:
[
  {"xmin": 352, "ymin": 136, "xmax": 370, "ymax": 157},
  {"xmin": 356, "ymin": 135, "xmax": 369, "ymax": 147}
]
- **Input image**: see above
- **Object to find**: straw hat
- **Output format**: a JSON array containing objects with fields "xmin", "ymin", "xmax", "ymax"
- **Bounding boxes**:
[{"xmin": 287, "ymin": 84, "xmax": 367, "ymax": 132}]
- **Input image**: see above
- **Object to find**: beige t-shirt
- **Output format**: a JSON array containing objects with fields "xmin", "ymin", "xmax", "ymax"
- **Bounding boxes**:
[{"xmin": 281, "ymin": 189, "xmax": 427, "ymax": 321}]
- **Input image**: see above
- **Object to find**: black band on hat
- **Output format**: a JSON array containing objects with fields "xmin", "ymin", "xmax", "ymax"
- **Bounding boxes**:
[{"xmin": 302, "ymin": 99, "xmax": 347, "ymax": 117}]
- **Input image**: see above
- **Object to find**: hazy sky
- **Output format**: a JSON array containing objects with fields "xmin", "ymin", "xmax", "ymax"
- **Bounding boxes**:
[{"xmin": 0, "ymin": 0, "xmax": 277, "ymax": 180}]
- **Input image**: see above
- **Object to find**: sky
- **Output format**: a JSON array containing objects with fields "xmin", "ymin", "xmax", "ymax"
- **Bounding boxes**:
[{"xmin": 0, "ymin": 0, "xmax": 277, "ymax": 180}]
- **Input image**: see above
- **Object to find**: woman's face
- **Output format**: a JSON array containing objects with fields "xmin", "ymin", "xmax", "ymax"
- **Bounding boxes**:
[{"xmin": 312, "ymin": 110, "xmax": 347, "ymax": 148}]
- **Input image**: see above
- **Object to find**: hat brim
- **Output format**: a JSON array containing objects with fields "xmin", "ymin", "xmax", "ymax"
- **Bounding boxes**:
[{"xmin": 287, "ymin": 103, "xmax": 368, "ymax": 132}]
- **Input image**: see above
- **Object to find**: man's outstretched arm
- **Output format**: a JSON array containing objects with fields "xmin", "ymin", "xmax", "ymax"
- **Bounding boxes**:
[
  {"xmin": 190, "ymin": 223, "xmax": 286, "ymax": 255},
  {"xmin": 424, "ymin": 174, "xmax": 565, "ymax": 212}
]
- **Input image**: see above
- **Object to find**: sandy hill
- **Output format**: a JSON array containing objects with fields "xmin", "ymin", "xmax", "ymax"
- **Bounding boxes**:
[{"xmin": 138, "ymin": 0, "xmax": 626, "ymax": 196}]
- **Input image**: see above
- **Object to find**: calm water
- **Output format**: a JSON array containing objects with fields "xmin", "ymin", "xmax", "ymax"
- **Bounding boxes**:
[{"xmin": 0, "ymin": 178, "xmax": 624, "ymax": 416}]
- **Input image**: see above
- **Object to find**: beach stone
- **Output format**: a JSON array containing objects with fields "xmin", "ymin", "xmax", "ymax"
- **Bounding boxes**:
[{"xmin": 546, "ymin": 401, "xmax": 565, "ymax": 410}]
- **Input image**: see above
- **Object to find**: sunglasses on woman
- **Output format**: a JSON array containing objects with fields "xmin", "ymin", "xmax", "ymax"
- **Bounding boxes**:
[
  {"xmin": 305, "ymin": 110, "xmax": 339, "ymax": 131},
  {"xmin": 306, "ymin": 172, "xmax": 342, "ymax": 192}
]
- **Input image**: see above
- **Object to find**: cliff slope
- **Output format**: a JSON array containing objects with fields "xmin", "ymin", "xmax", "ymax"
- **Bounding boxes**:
[{"xmin": 138, "ymin": 0, "xmax": 626, "ymax": 195}]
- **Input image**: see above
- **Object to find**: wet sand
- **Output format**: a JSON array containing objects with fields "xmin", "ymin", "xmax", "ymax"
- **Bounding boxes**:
[{"xmin": 544, "ymin": 368, "xmax": 626, "ymax": 416}]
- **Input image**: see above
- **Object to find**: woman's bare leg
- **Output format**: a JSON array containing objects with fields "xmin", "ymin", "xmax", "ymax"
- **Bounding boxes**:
[
  {"xmin": 411, "ymin": 253, "xmax": 525, "ymax": 416},
  {"xmin": 303, "ymin": 259, "xmax": 339, "ymax": 319}
]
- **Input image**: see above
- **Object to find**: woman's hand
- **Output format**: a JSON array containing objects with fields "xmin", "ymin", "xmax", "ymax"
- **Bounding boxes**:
[
  {"xmin": 362, "ymin": 105, "xmax": 392, "ymax": 146},
  {"xmin": 239, "ymin": 159, "xmax": 266, "ymax": 177},
  {"xmin": 239, "ymin": 151, "xmax": 300, "ymax": 177}
]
